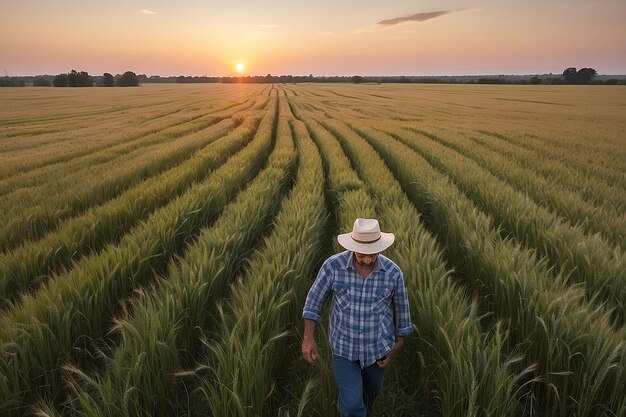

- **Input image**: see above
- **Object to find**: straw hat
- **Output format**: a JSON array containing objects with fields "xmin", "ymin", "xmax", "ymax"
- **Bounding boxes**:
[{"xmin": 337, "ymin": 218, "xmax": 395, "ymax": 255}]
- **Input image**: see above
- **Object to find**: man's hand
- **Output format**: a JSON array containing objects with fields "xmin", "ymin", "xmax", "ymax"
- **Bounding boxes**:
[
  {"xmin": 376, "ymin": 356, "xmax": 390, "ymax": 368},
  {"xmin": 302, "ymin": 337, "xmax": 318, "ymax": 364},
  {"xmin": 376, "ymin": 336, "xmax": 405, "ymax": 368},
  {"xmin": 302, "ymin": 319, "xmax": 318, "ymax": 365}
]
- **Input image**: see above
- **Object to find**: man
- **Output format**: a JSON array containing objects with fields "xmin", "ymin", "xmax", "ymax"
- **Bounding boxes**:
[{"xmin": 302, "ymin": 218, "xmax": 413, "ymax": 417}]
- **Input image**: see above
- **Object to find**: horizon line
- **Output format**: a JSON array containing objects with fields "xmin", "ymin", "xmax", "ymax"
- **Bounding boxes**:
[{"xmin": 4, "ymin": 72, "xmax": 626, "ymax": 78}]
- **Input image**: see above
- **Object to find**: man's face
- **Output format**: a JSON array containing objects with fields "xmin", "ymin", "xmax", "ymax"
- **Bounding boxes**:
[{"xmin": 354, "ymin": 252, "xmax": 379, "ymax": 270}]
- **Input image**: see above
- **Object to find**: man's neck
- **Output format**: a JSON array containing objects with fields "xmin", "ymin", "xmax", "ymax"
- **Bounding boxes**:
[{"xmin": 354, "ymin": 263, "xmax": 374, "ymax": 279}]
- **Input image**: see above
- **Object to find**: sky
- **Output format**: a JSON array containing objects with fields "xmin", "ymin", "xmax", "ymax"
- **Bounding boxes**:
[{"xmin": 1, "ymin": 0, "xmax": 625, "ymax": 77}]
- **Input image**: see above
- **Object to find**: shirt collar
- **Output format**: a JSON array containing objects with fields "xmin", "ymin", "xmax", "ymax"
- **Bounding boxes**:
[{"xmin": 343, "ymin": 251, "xmax": 386, "ymax": 273}]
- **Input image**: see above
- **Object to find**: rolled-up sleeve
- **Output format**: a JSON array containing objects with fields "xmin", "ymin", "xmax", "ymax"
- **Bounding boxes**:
[
  {"xmin": 303, "ymin": 262, "xmax": 333, "ymax": 323},
  {"xmin": 393, "ymin": 271, "xmax": 413, "ymax": 336}
]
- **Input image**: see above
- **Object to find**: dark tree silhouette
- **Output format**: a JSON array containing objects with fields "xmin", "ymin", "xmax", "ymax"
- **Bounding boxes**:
[
  {"xmin": 79, "ymin": 71, "xmax": 92, "ymax": 86},
  {"xmin": 103, "ymin": 73, "xmax": 114, "ymax": 87},
  {"xmin": 33, "ymin": 77, "xmax": 52, "ymax": 86},
  {"xmin": 562, "ymin": 67, "xmax": 597, "ymax": 85},
  {"xmin": 576, "ymin": 68, "xmax": 597, "ymax": 84},
  {"xmin": 67, "ymin": 70, "xmax": 79, "ymax": 87},
  {"xmin": 117, "ymin": 71, "xmax": 140, "ymax": 87},
  {"xmin": 351, "ymin": 75, "xmax": 364, "ymax": 83},
  {"xmin": 66, "ymin": 70, "xmax": 93, "ymax": 87},
  {"xmin": 53, "ymin": 73, "xmax": 68, "ymax": 87},
  {"xmin": 562, "ymin": 67, "xmax": 578, "ymax": 84}
]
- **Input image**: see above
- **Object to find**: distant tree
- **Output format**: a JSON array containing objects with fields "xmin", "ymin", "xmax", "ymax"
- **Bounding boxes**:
[
  {"xmin": 117, "ymin": 71, "xmax": 140, "ymax": 87},
  {"xmin": 79, "ymin": 71, "xmax": 93, "ymax": 86},
  {"xmin": 603, "ymin": 78, "xmax": 619, "ymax": 85},
  {"xmin": 351, "ymin": 75, "xmax": 363, "ymax": 84},
  {"xmin": 562, "ymin": 67, "xmax": 578, "ymax": 84},
  {"xmin": 53, "ymin": 73, "xmax": 68, "ymax": 87},
  {"xmin": 103, "ymin": 73, "xmax": 114, "ymax": 87},
  {"xmin": 478, "ymin": 77, "xmax": 508, "ymax": 84},
  {"xmin": 0, "ymin": 79, "xmax": 23, "ymax": 87},
  {"xmin": 529, "ymin": 76, "xmax": 542, "ymax": 85},
  {"xmin": 66, "ymin": 69, "xmax": 93, "ymax": 87},
  {"xmin": 562, "ymin": 67, "xmax": 597, "ymax": 85},
  {"xmin": 33, "ymin": 77, "xmax": 52, "ymax": 86},
  {"xmin": 576, "ymin": 67, "xmax": 597, "ymax": 85},
  {"xmin": 67, "ymin": 70, "xmax": 79, "ymax": 87}
]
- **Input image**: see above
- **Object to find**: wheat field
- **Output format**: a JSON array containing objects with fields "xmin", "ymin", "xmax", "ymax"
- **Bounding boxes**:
[{"xmin": 0, "ymin": 83, "xmax": 624, "ymax": 417}]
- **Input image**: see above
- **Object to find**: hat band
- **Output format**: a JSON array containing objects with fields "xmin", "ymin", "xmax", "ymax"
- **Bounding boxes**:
[{"xmin": 351, "ymin": 234, "xmax": 381, "ymax": 244}]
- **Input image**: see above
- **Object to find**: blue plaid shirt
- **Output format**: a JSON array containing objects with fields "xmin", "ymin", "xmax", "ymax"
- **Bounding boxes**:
[{"xmin": 303, "ymin": 251, "xmax": 413, "ymax": 368}]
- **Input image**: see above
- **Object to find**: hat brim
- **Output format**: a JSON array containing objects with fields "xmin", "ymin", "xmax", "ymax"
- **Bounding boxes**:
[{"xmin": 337, "ymin": 232, "xmax": 395, "ymax": 254}]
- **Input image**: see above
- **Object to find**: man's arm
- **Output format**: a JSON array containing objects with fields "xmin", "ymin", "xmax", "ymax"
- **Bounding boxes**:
[
  {"xmin": 301, "ymin": 261, "xmax": 332, "ymax": 365},
  {"xmin": 377, "ymin": 336, "xmax": 404, "ymax": 368},
  {"xmin": 301, "ymin": 318, "xmax": 318, "ymax": 364},
  {"xmin": 378, "ymin": 269, "xmax": 413, "ymax": 368},
  {"xmin": 392, "ymin": 270, "xmax": 413, "ymax": 337}
]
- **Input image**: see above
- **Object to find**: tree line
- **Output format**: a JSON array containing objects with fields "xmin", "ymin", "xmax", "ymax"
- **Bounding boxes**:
[
  {"xmin": 2, "ymin": 66, "xmax": 624, "ymax": 87},
  {"xmin": 1, "ymin": 70, "xmax": 144, "ymax": 87},
  {"xmin": 48, "ymin": 70, "xmax": 140, "ymax": 87}
]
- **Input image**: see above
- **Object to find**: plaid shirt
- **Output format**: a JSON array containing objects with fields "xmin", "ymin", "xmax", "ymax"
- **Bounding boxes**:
[{"xmin": 303, "ymin": 251, "xmax": 413, "ymax": 368}]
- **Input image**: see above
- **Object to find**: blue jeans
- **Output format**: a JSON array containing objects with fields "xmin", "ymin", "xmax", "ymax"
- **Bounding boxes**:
[{"xmin": 333, "ymin": 354, "xmax": 385, "ymax": 417}]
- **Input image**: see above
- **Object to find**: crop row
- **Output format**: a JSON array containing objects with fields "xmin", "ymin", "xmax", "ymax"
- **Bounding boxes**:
[
  {"xmin": 477, "ymin": 129, "xmax": 625, "ymax": 189},
  {"xmin": 0, "ymin": 115, "xmax": 241, "ymax": 253},
  {"xmin": 308, "ymin": 106, "xmax": 533, "ymax": 416},
  {"xmin": 0, "ymin": 95, "xmax": 262, "ymax": 199},
  {"xmin": 400, "ymin": 126, "xmax": 625, "ymax": 247},
  {"xmin": 0, "ymin": 98, "xmax": 278, "ymax": 415},
  {"xmin": 287, "ymin": 100, "xmax": 522, "ymax": 415},
  {"xmin": 355, "ymin": 122, "xmax": 626, "ymax": 416},
  {"xmin": 372, "ymin": 125, "xmax": 625, "ymax": 322},
  {"xmin": 1, "ymin": 95, "xmax": 267, "ymax": 224},
  {"xmin": 0, "ymin": 86, "xmax": 208, "ymax": 125},
  {"xmin": 290, "ymin": 104, "xmax": 375, "ymax": 417},
  {"xmin": 472, "ymin": 131, "xmax": 626, "ymax": 214},
  {"xmin": 0, "ymin": 109, "xmax": 205, "ymax": 191},
  {"xmin": 0, "ymin": 113, "xmax": 262, "ymax": 307},
  {"xmin": 0, "ymin": 103, "xmax": 214, "ymax": 179},
  {"xmin": 0, "ymin": 87, "xmax": 265, "ymax": 181},
  {"xmin": 0, "ymin": 84, "xmax": 261, "ymax": 140},
  {"xmin": 0, "ymin": 97, "xmax": 214, "ymax": 156},
  {"xmin": 0, "ymin": 97, "xmax": 195, "ymax": 146},
  {"xmin": 201, "ymin": 110, "xmax": 328, "ymax": 417},
  {"xmin": 42, "ymin": 97, "xmax": 296, "ymax": 417},
  {"xmin": 326, "ymin": 87, "xmax": 624, "ymax": 202},
  {"xmin": 1, "ymin": 84, "xmax": 623, "ymax": 417}
]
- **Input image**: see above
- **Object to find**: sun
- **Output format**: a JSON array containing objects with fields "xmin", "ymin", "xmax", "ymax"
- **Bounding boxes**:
[{"xmin": 235, "ymin": 63, "xmax": 245, "ymax": 73}]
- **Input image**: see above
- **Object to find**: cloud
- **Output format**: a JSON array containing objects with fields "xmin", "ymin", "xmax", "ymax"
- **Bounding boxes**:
[
  {"xmin": 377, "ymin": 9, "xmax": 460, "ymax": 26},
  {"xmin": 140, "ymin": 9, "xmax": 156, "ymax": 15}
]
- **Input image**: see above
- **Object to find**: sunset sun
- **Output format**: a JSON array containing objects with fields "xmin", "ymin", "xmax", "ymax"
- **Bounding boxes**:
[{"xmin": 235, "ymin": 63, "xmax": 245, "ymax": 73}]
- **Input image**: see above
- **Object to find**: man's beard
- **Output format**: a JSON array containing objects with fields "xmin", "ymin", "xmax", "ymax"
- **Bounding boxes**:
[{"xmin": 357, "ymin": 259, "xmax": 374, "ymax": 269}]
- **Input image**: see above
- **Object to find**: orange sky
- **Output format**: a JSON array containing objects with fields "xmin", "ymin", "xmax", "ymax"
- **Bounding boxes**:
[{"xmin": 1, "ymin": 0, "xmax": 625, "ymax": 76}]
